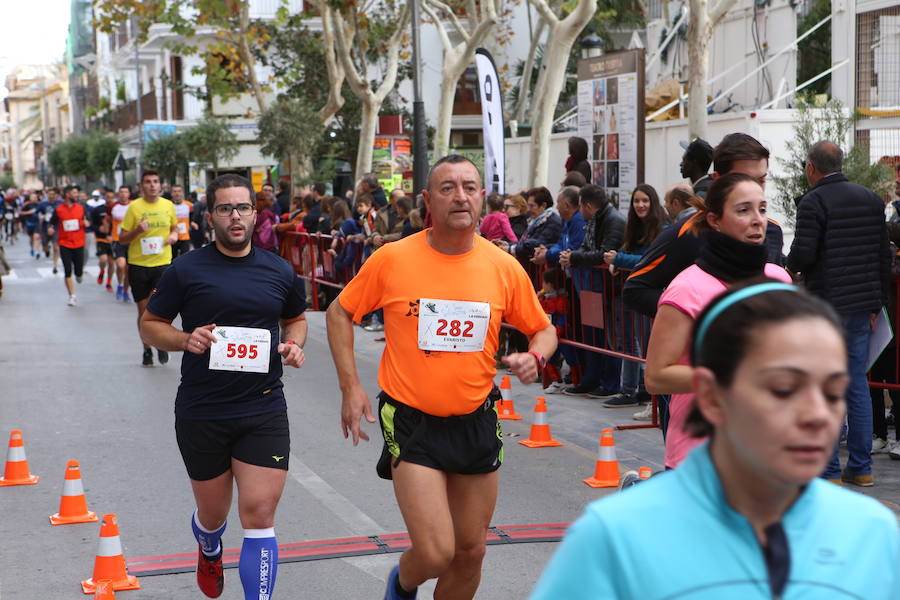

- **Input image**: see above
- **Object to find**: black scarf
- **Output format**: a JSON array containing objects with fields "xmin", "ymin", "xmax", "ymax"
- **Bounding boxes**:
[{"xmin": 696, "ymin": 229, "xmax": 768, "ymax": 282}]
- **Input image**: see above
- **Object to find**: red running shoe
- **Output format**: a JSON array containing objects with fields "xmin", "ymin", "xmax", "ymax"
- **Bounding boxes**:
[
  {"xmin": 196, "ymin": 547, "xmax": 224, "ymax": 598},
  {"xmin": 96, "ymin": 269, "xmax": 104, "ymax": 284},
  {"xmin": 106, "ymin": 282, "xmax": 113, "ymax": 292}
]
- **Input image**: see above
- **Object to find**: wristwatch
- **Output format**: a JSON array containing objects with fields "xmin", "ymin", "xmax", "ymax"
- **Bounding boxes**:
[{"xmin": 528, "ymin": 351, "xmax": 546, "ymax": 371}]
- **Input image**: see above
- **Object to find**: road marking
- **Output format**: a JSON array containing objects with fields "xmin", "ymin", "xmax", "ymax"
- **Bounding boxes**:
[{"xmin": 287, "ymin": 454, "xmax": 383, "ymax": 534}]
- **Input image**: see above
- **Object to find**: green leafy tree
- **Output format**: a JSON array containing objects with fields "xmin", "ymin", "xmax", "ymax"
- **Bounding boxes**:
[
  {"xmin": 143, "ymin": 132, "xmax": 189, "ymax": 184},
  {"xmin": 257, "ymin": 98, "xmax": 324, "ymax": 173},
  {"xmin": 797, "ymin": 0, "xmax": 831, "ymax": 97},
  {"xmin": 62, "ymin": 135, "xmax": 92, "ymax": 178},
  {"xmin": 94, "ymin": 0, "xmax": 271, "ymax": 111},
  {"xmin": 0, "ymin": 174, "xmax": 16, "ymax": 189},
  {"xmin": 182, "ymin": 114, "xmax": 239, "ymax": 175},
  {"xmin": 772, "ymin": 97, "xmax": 894, "ymax": 228},
  {"xmin": 87, "ymin": 134, "xmax": 121, "ymax": 181},
  {"xmin": 48, "ymin": 142, "xmax": 68, "ymax": 178}
]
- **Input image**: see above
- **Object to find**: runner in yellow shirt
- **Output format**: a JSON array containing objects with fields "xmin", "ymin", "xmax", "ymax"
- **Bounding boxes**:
[
  {"xmin": 111, "ymin": 185, "xmax": 132, "ymax": 301},
  {"xmin": 119, "ymin": 170, "xmax": 178, "ymax": 367}
]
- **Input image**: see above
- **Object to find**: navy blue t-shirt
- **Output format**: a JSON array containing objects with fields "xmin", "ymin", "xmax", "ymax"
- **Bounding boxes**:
[{"xmin": 147, "ymin": 244, "xmax": 307, "ymax": 419}]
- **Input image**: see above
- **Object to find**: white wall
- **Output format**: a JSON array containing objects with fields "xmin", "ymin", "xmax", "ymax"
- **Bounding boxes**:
[{"xmin": 646, "ymin": 0, "xmax": 798, "ymax": 112}]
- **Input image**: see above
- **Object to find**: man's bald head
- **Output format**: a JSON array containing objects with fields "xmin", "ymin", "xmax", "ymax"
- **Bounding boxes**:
[{"xmin": 807, "ymin": 141, "xmax": 843, "ymax": 175}]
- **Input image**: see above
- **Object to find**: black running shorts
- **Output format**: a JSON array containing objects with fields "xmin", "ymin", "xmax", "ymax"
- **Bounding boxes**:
[
  {"xmin": 111, "ymin": 241, "xmax": 128, "ymax": 260},
  {"xmin": 376, "ymin": 389, "xmax": 502, "ymax": 480},
  {"xmin": 175, "ymin": 411, "xmax": 290, "ymax": 481},
  {"xmin": 172, "ymin": 239, "xmax": 191, "ymax": 258},
  {"xmin": 59, "ymin": 246, "xmax": 85, "ymax": 278},
  {"xmin": 128, "ymin": 264, "xmax": 168, "ymax": 302},
  {"xmin": 96, "ymin": 241, "xmax": 112, "ymax": 256}
]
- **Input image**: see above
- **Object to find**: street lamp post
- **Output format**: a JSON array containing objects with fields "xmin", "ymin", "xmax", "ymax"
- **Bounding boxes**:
[
  {"xmin": 580, "ymin": 32, "xmax": 604, "ymax": 59},
  {"xmin": 410, "ymin": 0, "xmax": 428, "ymax": 197}
]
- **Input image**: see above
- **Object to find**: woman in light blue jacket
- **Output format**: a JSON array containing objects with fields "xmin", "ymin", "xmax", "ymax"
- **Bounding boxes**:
[{"xmin": 532, "ymin": 281, "xmax": 899, "ymax": 600}]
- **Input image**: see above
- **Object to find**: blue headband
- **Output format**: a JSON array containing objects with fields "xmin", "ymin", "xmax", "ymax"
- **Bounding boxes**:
[{"xmin": 693, "ymin": 282, "xmax": 799, "ymax": 356}]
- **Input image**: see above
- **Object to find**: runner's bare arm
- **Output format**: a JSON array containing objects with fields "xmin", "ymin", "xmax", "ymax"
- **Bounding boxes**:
[
  {"xmin": 325, "ymin": 299, "xmax": 374, "ymax": 445},
  {"xmin": 165, "ymin": 224, "xmax": 179, "ymax": 246},
  {"xmin": 277, "ymin": 314, "xmax": 308, "ymax": 368},
  {"xmin": 140, "ymin": 310, "xmax": 218, "ymax": 354},
  {"xmin": 502, "ymin": 324, "xmax": 558, "ymax": 384},
  {"xmin": 644, "ymin": 304, "xmax": 694, "ymax": 394},
  {"xmin": 118, "ymin": 223, "xmax": 148, "ymax": 244}
]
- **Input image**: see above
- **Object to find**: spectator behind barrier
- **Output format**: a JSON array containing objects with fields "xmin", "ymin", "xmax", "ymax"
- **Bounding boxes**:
[
  {"xmin": 371, "ymin": 189, "xmax": 405, "ymax": 249},
  {"xmin": 787, "ymin": 140, "xmax": 892, "ymax": 486},
  {"xmin": 480, "ymin": 192, "xmax": 518, "ymax": 243},
  {"xmin": 623, "ymin": 132, "xmax": 782, "ymax": 318},
  {"xmin": 645, "ymin": 173, "xmax": 791, "ymax": 469},
  {"xmin": 275, "ymin": 196, "xmax": 306, "ymax": 235},
  {"xmin": 558, "ymin": 185, "xmax": 626, "ymax": 397},
  {"xmin": 562, "ymin": 185, "xmax": 625, "ymax": 268},
  {"xmin": 604, "ymin": 184, "xmax": 669, "ymax": 271},
  {"xmin": 533, "ymin": 187, "xmax": 584, "ymax": 267},
  {"xmin": 532, "ymin": 281, "xmax": 900, "ymax": 600},
  {"xmin": 679, "ymin": 138, "xmax": 714, "ymax": 199},
  {"xmin": 600, "ymin": 184, "xmax": 669, "ymax": 409},
  {"xmin": 495, "ymin": 187, "xmax": 563, "ymax": 258},
  {"xmin": 561, "ymin": 170, "xmax": 587, "ymax": 189},
  {"xmin": 252, "ymin": 191, "xmax": 279, "ymax": 252},
  {"xmin": 566, "ymin": 136, "xmax": 592, "ymax": 184},
  {"xmin": 504, "ymin": 194, "xmax": 529, "ymax": 240}
]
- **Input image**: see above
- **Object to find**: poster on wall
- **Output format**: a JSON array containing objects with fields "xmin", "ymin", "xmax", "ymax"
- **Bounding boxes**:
[
  {"xmin": 577, "ymin": 50, "xmax": 645, "ymax": 217},
  {"xmin": 373, "ymin": 136, "xmax": 412, "ymax": 192}
]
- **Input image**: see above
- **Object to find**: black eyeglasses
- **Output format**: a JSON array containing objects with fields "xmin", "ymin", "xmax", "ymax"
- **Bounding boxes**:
[{"xmin": 213, "ymin": 203, "xmax": 254, "ymax": 217}]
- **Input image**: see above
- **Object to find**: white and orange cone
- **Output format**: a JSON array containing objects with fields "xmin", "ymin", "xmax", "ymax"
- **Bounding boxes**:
[
  {"xmin": 81, "ymin": 514, "xmax": 140, "ymax": 594},
  {"xmin": 583, "ymin": 429, "xmax": 620, "ymax": 488},
  {"xmin": 639, "ymin": 466, "xmax": 652, "ymax": 480},
  {"xmin": 497, "ymin": 375, "xmax": 521, "ymax": 420},
  {"xmin": 93, "ymin": 579, "xmax": 116, "ymax": 599},
  {"xmin": 0, "ymin": 430, "xmax": 39, "ymax": 486},
  {"xmin": 518, "ymin": 397, "xmax": 564, "ymax": 448},
  {"xmin": 50, "ymin": 460, "xmax": 98, "ymax": 525}
]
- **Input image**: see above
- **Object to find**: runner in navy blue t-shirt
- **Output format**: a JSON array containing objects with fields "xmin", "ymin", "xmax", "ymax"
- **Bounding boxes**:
[{"xmin": 140, "ymin": 174, "xmax": 307, "ymax": 600}]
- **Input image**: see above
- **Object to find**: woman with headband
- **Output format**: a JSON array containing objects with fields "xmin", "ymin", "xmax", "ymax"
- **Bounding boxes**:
[
  {"xmin": 532, "ymin": 281, "xmax": 899, "ymax": 599},
  {"xmin": 644, "ymin": 172, "xmax": 792, "ymax": 468}
]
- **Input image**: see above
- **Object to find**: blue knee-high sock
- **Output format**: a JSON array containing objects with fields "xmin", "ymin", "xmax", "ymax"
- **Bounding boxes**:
[
  {"xmin": 239, "ymin": 528, "xmax": 278, "ymax": 600},
  {"xmin": 192, "ymin": 509, "xmax": 227, "ymax": 560}
]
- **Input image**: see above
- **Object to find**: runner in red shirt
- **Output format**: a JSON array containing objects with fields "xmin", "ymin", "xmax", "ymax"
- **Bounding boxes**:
[{"xmin": 47, "ymin": 184, "xmax": 90, "ymax": 306}]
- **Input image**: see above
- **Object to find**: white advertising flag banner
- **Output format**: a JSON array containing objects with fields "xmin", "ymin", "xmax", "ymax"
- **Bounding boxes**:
[{"xmin": 475, "ymin": 48, "xmax": 505, "ymax": 194}]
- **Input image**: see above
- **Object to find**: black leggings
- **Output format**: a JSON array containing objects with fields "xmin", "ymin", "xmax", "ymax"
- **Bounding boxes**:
[{"xmin": 59, "ymin": 246, "xmax": 85, "ymax": 279}]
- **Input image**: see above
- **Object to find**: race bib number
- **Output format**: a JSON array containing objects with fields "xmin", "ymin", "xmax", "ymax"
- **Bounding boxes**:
[
  {"xmin": 209, "ymin": 326, "xmax": 271, "ymax": 373},
  {"xmin": 4, "ymin": 212, "xmax": 13, "ymax": 220},
  {"xmin": 115, "ymin": 223, "xmax": 122, "ymax": 236},
  {"xmin": 62, "ymin": 219, "xmax": 80, "ymax": 232},
  {"xmin": 140, "ymin": 236, "xmax": 164, "ymax": 255},
  {"xmin": 177, "ymin": 221, "xmax": 188, "ymax": 235},
  {"xmin": 417, "ymin": 298, "xmax": 491, "ymax": 352}
]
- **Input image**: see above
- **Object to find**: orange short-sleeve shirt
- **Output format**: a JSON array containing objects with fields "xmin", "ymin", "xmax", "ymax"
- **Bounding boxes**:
[{"xmin": 338, "ymin": 230, "xmax": 550, "ymax": 416}]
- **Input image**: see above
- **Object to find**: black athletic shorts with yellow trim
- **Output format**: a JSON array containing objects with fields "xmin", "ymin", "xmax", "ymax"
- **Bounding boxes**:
[
  {"xmin": 175, "ymin": 410, "xmax": 290, "ymax": 481},
  {"xmin": 376, "ymin": 388, "xmax": 502, "ymax": 480}
]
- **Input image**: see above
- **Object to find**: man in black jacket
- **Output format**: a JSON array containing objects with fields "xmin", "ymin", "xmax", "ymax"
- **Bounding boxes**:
[
  {"xmin": 787, "ymin": 140, "xmax": 891, "ymax": 487},
  {"xmin": 559, "ymin": 185, "xmax": 625, "ymax": 397}
]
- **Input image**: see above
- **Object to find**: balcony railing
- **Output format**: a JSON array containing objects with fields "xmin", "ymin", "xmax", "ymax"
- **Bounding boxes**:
[{"xmin": 107, "ymin": 92, "xmax": 159, "ymax": 133}]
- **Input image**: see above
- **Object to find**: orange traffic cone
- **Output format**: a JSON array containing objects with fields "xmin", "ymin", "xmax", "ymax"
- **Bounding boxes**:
[
  {"xmin": 50, "ymin": 460, "xmax": 98, "ymax": 525},
  {"xmin": 81, "ymin": 514, "xmax": 140, "ymax": 594},
  {"xmin": 639, "ymin": 466, "xmax": 652, "ymax": 480},
  {"xmin": 0, "ymin": 430, "xmax": 39, "ymax": 486},
  {"xmin": 497, "ymin": 375, "xmax": 521, "ymax": 420},
  {"xmin": 94, "ymin": 580, "xmax": 115, "ymax": 599},
  {"xmin": 518, "ymin": 397, "xmax": 563, "ymax": 447},
  {"xmin": 583, "ymin": 429, "xmax": 620, "ymax": 487}
]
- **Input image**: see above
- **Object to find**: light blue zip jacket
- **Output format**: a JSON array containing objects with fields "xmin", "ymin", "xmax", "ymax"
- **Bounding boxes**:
[{"xmin": 531, "ymin": 442, "xmax": 899, "ymax": 599}]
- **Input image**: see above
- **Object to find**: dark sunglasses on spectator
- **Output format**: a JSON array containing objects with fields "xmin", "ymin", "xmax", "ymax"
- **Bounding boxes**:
[{"xmin": 213, "ymin": 203, "xmax": 254, "ymax": 217}]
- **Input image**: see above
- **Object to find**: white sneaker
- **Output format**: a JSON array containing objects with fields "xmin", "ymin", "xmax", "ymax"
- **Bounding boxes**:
[
  {"xmin": 67, "ymin": 295, "xmax": 76, "ymax": 306},
  {"xmin": 545, "ymin": 381, "xmax": 567, "ymax": 394},
  {"xmin": 633, "ymin": 404, "xmax": 653, "ymax": 421},
  {"xmin": 872, "ymin": 437, "xmax": 892, "ymax": 454},
  {"xmin": 888, "ymin": 440, "xmax": 900, "ymax": 461}
]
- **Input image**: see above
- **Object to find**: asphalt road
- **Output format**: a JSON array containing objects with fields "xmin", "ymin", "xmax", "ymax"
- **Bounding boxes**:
[{"xmin": 1, "ymin": 237, "xmax": 897, "ymax": 600}]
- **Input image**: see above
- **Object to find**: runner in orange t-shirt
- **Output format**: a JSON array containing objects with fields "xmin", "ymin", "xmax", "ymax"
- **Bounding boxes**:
[
  {"xmin": 327, "ymin": 155, "xmax": 557, "ymax": 600},
  {"xmin": 171, "ymin": 184, "xmax": 193, "ymax": 258},
  {"xmin": 47, "ymin": 184, "xmax": 90, "ymax": 306}
]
